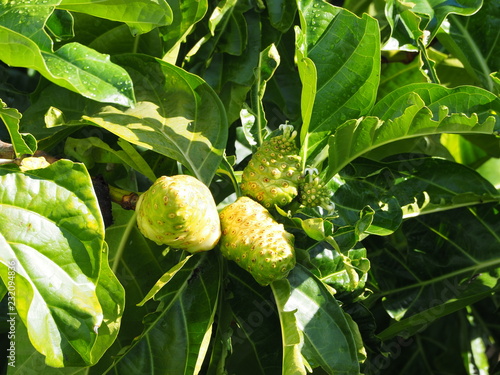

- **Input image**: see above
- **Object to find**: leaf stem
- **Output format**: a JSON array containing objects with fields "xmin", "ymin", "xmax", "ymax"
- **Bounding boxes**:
[
  {"xmin": 132, "ymin": 35, "xmax": 140, "ymax": 54},
  {"xmin": 111, "ymin": 210, "xmax": 137, "ymax": 274}
]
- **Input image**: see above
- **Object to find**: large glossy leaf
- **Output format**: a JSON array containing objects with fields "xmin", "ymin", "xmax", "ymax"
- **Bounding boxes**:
[
  {"xmin": 9, "ymin": 246, "xmax": 125, "ymax": 374},
  {"xmin": 370, "ymin": 202, "xmax": 500, "ymax": 331},
  {"xmin": 436, "ymin": 0, "xmax": 500, "ymax": 92},
  {"xmin": 82, "ymin": 54, "xmax": 227, "ymax": 185},
  {"xmin": 0, "ymin": 159, "xmax": 123, "ymax": 367},
  {"xmin": 296, "ymin": 0, "xmax": 380, "ymax": 162},
  {"xmin": 326, "ymin": 84, "xmax": 499, "ymax": 179},
  {"xmin": 58, "ymin": 0, "xmax": 173, "ymax": 36},
  {"xmin": 0, "ymin": 1, "xmax": 135, "ymax": 106},
  {"xmin": 274, "ymin": 265, "xmax": 362, "ymax": 374}
]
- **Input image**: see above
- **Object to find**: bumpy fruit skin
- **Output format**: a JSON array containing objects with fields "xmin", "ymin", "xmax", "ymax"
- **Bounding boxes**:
[
  {"xmin": 136, "ymin": 175, "xmax": 221, "ymax": 252},
  {"xmin": 240, "ymin": 126, "xmax": 301, "ymax": 208},
  {"xmin": 299, "ymin": 177, "xmax": 334, "ymax": 211},
  {"xmin": 219, "ymin": 197, "xmax": 296, "ymax": 285}
]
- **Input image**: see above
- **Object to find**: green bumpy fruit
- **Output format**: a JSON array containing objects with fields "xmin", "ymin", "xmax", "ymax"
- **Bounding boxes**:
[
  {"xmin": 136, "ymin": 175, "xmax": 221, "ymax": 252},
  {"xmin": 299, "ymin": 177, "xmax": 334, "ymax": 211},
  {"xmin": 240, "ymin": 125, "xmax": 301, "ymax": 208},
  {"xmin": 219, "ymin": 197, "xmax": 296, "ymax": 285}
]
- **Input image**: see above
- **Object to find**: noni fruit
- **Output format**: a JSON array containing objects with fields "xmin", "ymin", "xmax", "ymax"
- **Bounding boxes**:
[
  {"xmin": 240, "ymin": 125, "xmax": 301, "ymax": 208},
  {"xmin": 136, "ymin": 175, "xmax": 221, "ymax": 252},
  {"xmin": 219, "ymin": 196, "xmax": 296, "ymax": 285}
]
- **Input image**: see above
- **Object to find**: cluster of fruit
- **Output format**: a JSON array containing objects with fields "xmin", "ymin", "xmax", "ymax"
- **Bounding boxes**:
[{"xmin": 135, "ymin": 126, "xmax": 332, "ymax": 285}]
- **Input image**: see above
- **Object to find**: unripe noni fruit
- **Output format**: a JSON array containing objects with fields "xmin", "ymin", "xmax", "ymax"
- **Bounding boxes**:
[
  {"xmin": 240, "ymin": 125, "xmax": 301, "ymax": 208},
  {"xmin": 219, "ymin": 196, "xmax": 296, "ymax": 285},
  {"xmin": 299, "ymin": 176, "xmax": 334, "ymax": 211},
  {"xmin": 136, "ymin": 175, "xmax": 221, "ymax": 252}
]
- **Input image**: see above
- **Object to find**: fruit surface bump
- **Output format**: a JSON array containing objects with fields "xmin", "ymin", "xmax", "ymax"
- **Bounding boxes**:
[
  {"xmin": 219, "ymin": 196, "xmax": 296, "ymax": 285},
  {"xmin": 240, "ymin": 125, "xmax": 302, "ymax": 208},
  {"xmin": 136, "ymin": 175, "xmax": 221, "ymax": 252}
]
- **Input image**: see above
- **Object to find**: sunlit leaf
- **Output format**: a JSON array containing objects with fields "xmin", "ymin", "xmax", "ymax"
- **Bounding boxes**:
[{"xmin": 0, "ymin": 160, "xmax": 123, "ymax": 367}]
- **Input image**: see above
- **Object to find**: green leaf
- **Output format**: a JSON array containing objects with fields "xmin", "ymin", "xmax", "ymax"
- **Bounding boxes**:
[
  {"xmin": 371, "ymin": 203, "xmax": 500, "ymax": 327},
  {"xmin": 271, "ymin": 279, "xmax": 307, "ymax": 375},
  {"xmin": 0, "ymin": 0, "xmax": 56, "ymax": 50},
  {"xmin": 0, "ymin": 99, "xmax": 36, "ymax": 156},
  {"xmin": 378, "ymin": 53, "xmax": 428, "ymax": 101},
  {"xmin": 372, "ymin": 83, "xmax": 500, "ymax": 121},
  {"xmin": 0, "ymin": 2, "xmax": 135, "ymax": 106},
  {"xmin": 225, "ymin": 263, "xmax": 283, "ymax": 375},
  {"xmin": 58, "ymin": 0, "xmax": 173, "ymax": 36},
  {"xmin": 385, "ymin": 0, "xmax": 483, "ymax": 45},
  {"xmin": 309, "ymin": 243, "xmax": 371, "ymax": 299},
  {"xmin": 82, "ymin": 54, "xmax": 227, "ymax": 185},
  {"xmin": 7, "ymin": 243, "xmax": 125, "ymax": 374},
  {"xmin": 265, "ymin": 0, "xmax": 297, "ymax": 32},
  {"xmin": 296, "ymin": 0, "xmax": 380, "ymax": 162},
  {"xmin": 436, "ymin": 0, "xmax": 500, "ymax": 92},
  {"xmin": 327, "ymin": 85, "xmax": 499, "ymax": 179},
  {"xmin": 45, "ymin": 9, "xmax": 74, "ymax": 42},
  {"xmin": 275, "ymin": 265, "xmax": 362, "ymax": 374},
  {"xmin": 64, "ymin": 137, "xmax": 157, "ymax": 183},
  {"xmin": 0, "ymin": 159, "xmax": 122, "ymax": 367},
  {"xmin": 250, "ymin": 43, "xmax": 281, "ymax": 145},
  {"xmin": 43, "ymin": 42, "xmax": 135, "ymax": 106},
  {"xmin": 333, "ymin": 179, "xmax": 402, "ymax": 236},
  {"xmin": 105, "ymin": 252, "xmax": 220, "ymax": 375},
  {"xmin": 136, "ymin": 254, "xmax": 193, "ymax": 306},
  {"xmin": 348, "ymin": 156, "xmax": 500, "ymax": 219},
  {"xmin": 160, "ymin": 0, "xmax": 207, "ymax": 58}
]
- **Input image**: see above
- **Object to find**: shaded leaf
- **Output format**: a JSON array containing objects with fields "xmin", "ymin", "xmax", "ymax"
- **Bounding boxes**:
[
  {"xmin": 45, "ymin": 9, "xmax": 74, "ymax": 42},
  {"xmin": 436, "ymin": 0, "xmax": 500, "ymax": 92},
  {"xmin": 225, "ymin": 262, "xmax": 283, "ymax": 375},
  {"xmin": 106, "ymin": 252, "xmax": 220, "ymax": 375},
  {"xmin": 160, "ymin": 0, "xmax": 207, "ymax": 57},
  {"xmin": 58, "ymin": 0, "xmax": 173, "ymax": 36},
  {"xmin": 370, "ymin": 203, "xmax": 500, "ymax": 326},
  {"xmin": 346, "ymin": 156, "xmax": 500, "ymax": 218},
  {"xmin": 64, "ymin": 137, "xmax": 157, "ymax": 183},
  {"xmin": 333, "ymin": 180, "xmax": 402, "ymax": 236}
]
